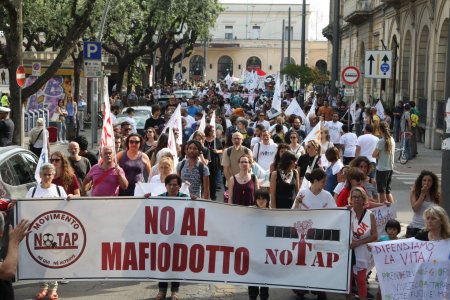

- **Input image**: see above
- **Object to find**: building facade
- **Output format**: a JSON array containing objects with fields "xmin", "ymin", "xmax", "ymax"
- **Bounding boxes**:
[
  {"xmin": 179, "ymin": 1, "xmax": 328, "ymax": 83},
  {"xmin": 323, "ymin": 0, "xmax": 449, "ymax": 149}
]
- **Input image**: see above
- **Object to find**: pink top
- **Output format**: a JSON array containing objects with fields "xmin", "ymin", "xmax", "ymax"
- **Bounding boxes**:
[{"xmin": 85, "ymin": 164, "xmax": 125, "ymax": 196}]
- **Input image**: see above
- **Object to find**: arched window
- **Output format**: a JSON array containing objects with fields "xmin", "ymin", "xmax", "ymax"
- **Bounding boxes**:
[
  {"xmin": 282, "ymin": 57, "xmax": 296, "ymax": 66},
  {"xmin": 246, "ymin": 56, "xmax": 262, "ymax": 71},
  {"xmin": 217, "ymin": 55, "xmax": 233, "ymax": 81},
  {"xmin": 315, "ymin": 59, "xmax": 327, "ymax": 72},
  {"xmin": 189, "ymin": 55, "xmax": 204, "ymax": 81}
]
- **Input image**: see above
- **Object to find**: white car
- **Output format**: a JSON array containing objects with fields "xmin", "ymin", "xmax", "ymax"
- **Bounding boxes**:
[
  {"xmin": 121, "ymin": 106, "xmax": 152, "ymax": 118},
  {"xmin": 173, "ymin": 90, "xmax": 197, "ymax": 99}
]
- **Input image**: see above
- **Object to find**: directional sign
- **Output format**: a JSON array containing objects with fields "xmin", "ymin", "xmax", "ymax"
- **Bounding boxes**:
[
  {"xmin": 341, "ymin": 66, "xmax": 360, "ymax": 85},
  {"xmin": 32, "ymin": 62, "xmax": 41, "ymax": 77},
  {"xmin": 365, "ymin": 50, "xmax": 392, "ymax": 79},
  {"xmin": 83, "ymin": 41, "xmax": 102, "ymax": 78}
]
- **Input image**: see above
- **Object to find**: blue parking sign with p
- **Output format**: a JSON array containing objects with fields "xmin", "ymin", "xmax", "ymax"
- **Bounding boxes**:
[{"xmin": 83, "ymin": 42, "xmax": 102, "ymax": 60}]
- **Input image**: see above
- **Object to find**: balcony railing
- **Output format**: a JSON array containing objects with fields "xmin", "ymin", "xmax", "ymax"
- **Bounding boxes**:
[
  {"xmin": 380, "ymin": 0, "xmax": 401, "ymax": 9},
  {"xmin": 343, "ymin": 0, "xmax": 374, "ymax": 25}
]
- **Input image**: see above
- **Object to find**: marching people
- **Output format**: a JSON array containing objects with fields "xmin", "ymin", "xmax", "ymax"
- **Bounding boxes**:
[
  {"xmin": 141, "ymin": 127, "xmax": 158, "ymax": 153},
  {"xmin": 227, "ymin": 153, "xmax": 258, "ymax": 206},
  {"xmin": 50, "ymin": 151, "xmax": 80, "ymax": 197},
  {"xmin": 149, "ymin": 157, "xmax": 174, "ymax": 184},
  {"xmin": 269, "ymin": 143, "xmax": 290, "ymax": 173},
  {"xmin": 204, "ymin": 125, "xmax": 223, "ymax": 201},
  {"xmin": 117, "ymin": 134, "xmax": 152, "ymax": 196},
  {"xmin": 81, "ymin": 146, "xmax": 128, "ymax": 196},
  {"xmin": 372, "ymin": 122, "xmax": 395, "ymax": 203},
  {"xmin": 222, "ymin": 132, "xmax": 252, "ymax": 185},
  {"xmin": 177, "ymin": 140, "xmax": 210, "ymax": 200},
  {"xmin": 68, "ymin": 141, "xmax": 91, "ymax": 185},
  {"xmin": 26, "ymin": 163, "xmax": 68, "ymax": 300},
  {"xmin": 339, "ymin": 124, "xmax": 357, "ymax": 165},
  {"xmin": 252, "ymin": 129, "xmax": 277, "ymax": 171},
  {"xmin": 406, "ymin": 170, "xmax": 441, "ymax": 238},
  {"xmin": 297, "ymin": 140, "xmax": 322, "ymax": 180},
  {"xmin": 414, "ymin": 206, "xmax": 450, "ymax": 241},
  {"xmin": 270, "ymin": 151, "xmax": 300, "ymax": 209},
  {"xmin": 287, "ymin": 131, "xmax": 305, "ymax": 158},
  {"xmin": 54, "ymin": 99, "xmax": 68, "ymax": 144},
  {"xmin": 346, "ymin": 187, "xmax": 378, "ymax": 300}
]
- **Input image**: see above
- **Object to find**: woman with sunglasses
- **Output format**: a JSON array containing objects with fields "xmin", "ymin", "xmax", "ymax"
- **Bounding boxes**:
[
  {"xmin": 288, "ymin": 131, "xmax": 305, "ymax": 159},
  {"xmin": 296, "ymin": 140, "xmax": 322, "ymax": 180},
  {"xmin": 50, "ymin": 151, "xmax": 80, "ymax": 196},
  {"xmin": 346, "ymin": 187, "xmax": 377, "ymax": 300},
  {"xmin": 142, "ymin": 127, "xmax": 158, "ymax": 153},
  {"xmin": 117, "ymin": 134, "xmax": 152, "ymax": 196}
]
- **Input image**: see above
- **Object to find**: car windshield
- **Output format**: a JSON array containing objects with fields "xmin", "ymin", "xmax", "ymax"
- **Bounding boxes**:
[{"xmin": 116, "ymin": 115, "xmax": 146, "ymax": 129}]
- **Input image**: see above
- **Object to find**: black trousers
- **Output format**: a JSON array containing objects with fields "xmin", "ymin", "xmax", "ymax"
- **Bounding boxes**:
[
  {"xmin": 158, "ymin": 281, "xmax": 180, "ymax": 292},
  {"xmin": 248, "ymin": 286, "xmax": 269, "ymax": 299}
]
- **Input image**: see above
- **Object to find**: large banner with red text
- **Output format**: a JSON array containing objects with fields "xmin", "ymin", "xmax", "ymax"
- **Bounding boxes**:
[{"xmin": 17, "ymin": 198, "xmax": 352, "ymax": 293}]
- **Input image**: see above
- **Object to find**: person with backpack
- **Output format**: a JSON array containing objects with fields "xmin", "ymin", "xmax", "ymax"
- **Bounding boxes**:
[
  {"xmin": 252, "ymin": 129, "xmax": 278, "ymax": 172},
  {"xmin": 26, "ymin": 163, "xmax": 67, "ymax": 300},
  {"xmin": 177, "ymin": 140, "xmax": 210, "ymax": 200},
  {"xmin": 222, "ymin": 132, "xmax": 253, "ymax": 186}
]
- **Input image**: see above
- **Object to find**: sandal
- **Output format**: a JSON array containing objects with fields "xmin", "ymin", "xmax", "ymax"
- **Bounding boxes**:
[
  {"xmin": 48, "ymin": 290, "xmax": 59, "ymax": 300},
  {"xmin": 34, "ymin": 289, "xmax": 48, "ymax": 300},
  {"xmin": 171, "ymin": 292, "xmax": 180, "ymax": 300},
  {"xmin": 155, "ymin": 291, "xmax": 167, "ymax": 300}
]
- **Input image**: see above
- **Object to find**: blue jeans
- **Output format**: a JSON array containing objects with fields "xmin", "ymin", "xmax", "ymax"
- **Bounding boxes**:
[
  {"xmin": 401, "ymin": 131, "xmax": 411, "ymax": 160},
  {"xmin": 57, "ymin": 121, "xmax": 66, "ymax": 141}
]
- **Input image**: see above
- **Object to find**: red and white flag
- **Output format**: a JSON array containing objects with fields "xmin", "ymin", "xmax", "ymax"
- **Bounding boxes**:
[{"xmin": 99, "ymin": 77, "xmax": 115, "ymax": 157}]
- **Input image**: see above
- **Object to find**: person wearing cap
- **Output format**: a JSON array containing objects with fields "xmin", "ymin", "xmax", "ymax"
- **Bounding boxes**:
[
  {"xmin": 0, "ymin": 107, "xmax": 14, "ymax": 147},
  {"xmin": 124, "ymin": 107, "xmax": 137, "ymax": 134},
  {"xmin": 28, "ymin": 118, "xmax": 49, "ymax": 157}
]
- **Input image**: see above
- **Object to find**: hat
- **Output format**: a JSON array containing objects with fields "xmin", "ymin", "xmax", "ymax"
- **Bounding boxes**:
[
  {"xmin": 36, "ymin": 118, "xmax": 44, "ymax": 126},
  {"xmin": 0, "ymin": 107, "xmax": 10, "ymax": 113}
]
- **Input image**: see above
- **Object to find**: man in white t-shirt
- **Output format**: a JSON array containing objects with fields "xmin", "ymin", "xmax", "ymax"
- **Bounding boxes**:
[
  {"xmin": 325, "ymin": 112, "xmax": 344, "ymax": 146},
  {"xmin": 253, "ymin": 129, "xmax": 277, "ymax": 171},
  {"xmin": 339, "ymin": 124, "xmax": 358, "ymax": 165},
  {"xmin": 254, "ymin": 111, "xmax": 270, "ymax": 131},
  {"xmin": 355, "ymin": 124, "xmax": 379, "ymax": 176}
]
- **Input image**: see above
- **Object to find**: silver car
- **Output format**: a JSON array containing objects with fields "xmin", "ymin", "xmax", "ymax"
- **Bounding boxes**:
[{"xmin": 0, "ymin": 146, "xmax": 38, "ymax": 199}]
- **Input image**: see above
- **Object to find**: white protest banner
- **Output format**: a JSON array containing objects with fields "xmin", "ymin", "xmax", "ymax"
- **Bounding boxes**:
[
  {"xmin": 162, "ymin": 105, "xmax": 182, "ymax": 144},
  {"xmin": 284, "ymin": 100, "xmax": 307, "ymax": 122},
  {"xmin": 370, "ymin": 238, "xmax": 450, "ymax": 300},
  {"xmin": 134, "ymin": 182, "xmax": 190, "ymax": 197},
  {"xmin": 18, "ymin": 199, "xmax": 352, "ymax": 293},
  {"xmin": 370, "ymin": 203, "xmax": 397, "ymax": 237}
]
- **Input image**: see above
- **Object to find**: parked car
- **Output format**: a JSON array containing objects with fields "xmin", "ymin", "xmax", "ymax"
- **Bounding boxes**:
[
  {"xmin": 121, "ymin": 106, "xmax": 152, "ymax": 118},
  {"xmin": 0, "ymin": 146, "xmax": 38, "ymax": 199},
  {"xmin": 115, "ymin": 113, "xmax": 148, "ymax": 137},
  {"xmin": 173, "ymin": 90, "xmax": 197, "ymax": 99}
]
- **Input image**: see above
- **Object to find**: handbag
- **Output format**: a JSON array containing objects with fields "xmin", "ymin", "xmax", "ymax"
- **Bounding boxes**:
[
  {"xmin": 29, "ymin": 129, "xmax": 43, "ymax": 151},
  {"xmin": 50, "ymin": 112, "xmax": 60, "ymax": 122}
]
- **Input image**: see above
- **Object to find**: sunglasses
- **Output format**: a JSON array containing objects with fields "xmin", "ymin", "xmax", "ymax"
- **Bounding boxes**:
[
  {"xmin": 124, "ymin": 128, "xmax": 132, "ymax": 132},
  {"xmin": 50, "ymin": 158, "xmax": 61, "ymax": 163},
  {"xmin": 129, "ymin": 140, "xmax": 140, "ymax": 144}
]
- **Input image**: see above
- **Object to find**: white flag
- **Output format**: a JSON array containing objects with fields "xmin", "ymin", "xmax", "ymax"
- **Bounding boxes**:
[
  {"xmin": 34, "ymin": 120, "xmax": 49, "ymax": 183},
  {"xmin": 271, "ymin": 73, "xmax": 282, "ymax": 113},
  {"xmin": 167, "ymin": 126, "xmax": 178, "ymax": 169},
  {"xmin": 210, "ymin": 111, "xmax": 216, "ymax": 133},
  {"xmin": 198, "ymin": 113, "xmax": 206, "ymax": 133},
  {"xmin": 99, "ymin": 77, "xmax": 115, "ymax": 158},
  {"xmin": 303, "ymin": 121, "xmax": 321, "ymax": 145},
  {"xmin": 376, "ymin": 100, "xmax": 385, "ymax": 120},
  {"xmin": 162, "ymin": 104, "xmax": 183, "ymax": 144},
  {"xmin": 349, "ymin": 101, "xmax": 357, "ymax": 123},
  {"xmin": 284, "ymin": 100, "xmax": 306, "ymax": 122},
  {"xmin": 225, "ymin": 73, "xmax": 233, "ymax": 89}
]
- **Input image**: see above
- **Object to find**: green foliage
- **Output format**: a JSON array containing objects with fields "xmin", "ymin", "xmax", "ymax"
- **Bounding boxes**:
[{"xmin": 281, "ymin": 63, "xmax": 330, "ymax": 87}]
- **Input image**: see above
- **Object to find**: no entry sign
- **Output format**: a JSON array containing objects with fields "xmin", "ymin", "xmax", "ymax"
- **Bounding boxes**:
[
  {"xmin": 16, "ymin": 65, "xmax": 26, "ymax": 87},
  {"xmin": 341, "ymin": 66, "xmax": 360, "ymax": 85}
]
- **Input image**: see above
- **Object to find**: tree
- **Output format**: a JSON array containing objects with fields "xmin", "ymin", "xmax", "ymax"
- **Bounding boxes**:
[
  {"xmin": 281, "ymin": 63, "xmax": 323, "ymax": 88},
  {"xmin": 0, "ymin": 0, "xmax": 100, "ymax": 145}
]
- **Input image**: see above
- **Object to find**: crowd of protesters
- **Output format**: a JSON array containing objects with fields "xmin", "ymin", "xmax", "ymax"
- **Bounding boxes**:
[{"xmin": 1, "ymin": 78, "xmax": 446, "ymax": 300}]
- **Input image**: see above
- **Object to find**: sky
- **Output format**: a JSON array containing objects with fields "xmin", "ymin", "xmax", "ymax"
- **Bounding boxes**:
[{"xmin": 219, "ymin": 0, "xmax": 330, "ymax": 40}]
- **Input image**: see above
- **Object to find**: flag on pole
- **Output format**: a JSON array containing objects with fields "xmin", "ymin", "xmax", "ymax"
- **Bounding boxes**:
[
  {"xmin": 162, "ymin": 104, "xmax": 183, "ymax": 144},
  {"xmin": 34, "ymin": 120, "xmax": 49, "ymax": 183},
  {"xmin": 303, "ymin": 121, "xmax": 321, "ymax": 145},
  {"xmin": 99, "ymin": 76, "xmax": 115, "ymax": 158},
  {"xmin": 375, "ymin": 100, "xmax": 385, "ymax": 120},
  {"xmin": 167, "ymin": 126, "xmax": 178, "ymax": 169},
  {"xmin": 198, "ymin": 113, "xmax": 206, "ymax": 133},
  {"xmin": 284, "ymin": 100, "xmax": 307, "ymax": 122},
  {"xmin": 349, "ymin": 101, "xmax": 357, "ymax": 123}
]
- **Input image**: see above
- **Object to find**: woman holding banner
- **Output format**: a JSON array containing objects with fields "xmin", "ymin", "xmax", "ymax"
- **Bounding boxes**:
[
  {"xmin": 228, "ymin": 154, "xmax": 258, "ymax": 206},
  {"xmin": 347, "ymin": 187, "xmax": 378, "ymax": 300},
  {"xmin": 406, "ymin": 170, "xmax": 441, "ymax": 238},
  {"xmin": 414, "ymin": 206, "xmax": 450, "ymax": 241}
]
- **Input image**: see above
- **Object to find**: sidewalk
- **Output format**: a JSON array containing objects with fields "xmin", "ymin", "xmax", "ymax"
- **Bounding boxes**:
[{"xmin": 394, "ymin": 142, "xmax": 442, "ymax": 175}]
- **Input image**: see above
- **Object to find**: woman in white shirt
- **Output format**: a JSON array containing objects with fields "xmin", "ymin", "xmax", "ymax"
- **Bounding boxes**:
[
  {"xmin": 149, "ymin": 157, "xmax": 173, "ymax": 184},
  {"xmin": 288, "ymin": 131, "xmax": 305, "ymax": 159},
  {"xmin": 26, "ymin": 163, "xmax": 67, "ymax": 300},
  {"xmin": 292, "ymin": 168, "xmax": 336, "ymax": 210}
]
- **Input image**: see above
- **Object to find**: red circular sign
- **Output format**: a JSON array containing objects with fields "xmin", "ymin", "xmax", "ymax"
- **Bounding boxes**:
[
  {"xmin": 341, "ymin": 66, "xmax": 360, "ymax": 85},
  {"xmin": 16, "ymin": 65, "xmax": 26, "ymax": 87}
]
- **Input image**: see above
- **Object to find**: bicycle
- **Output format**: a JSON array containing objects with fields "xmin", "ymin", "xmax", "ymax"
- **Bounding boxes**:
[{"xmin": 395, "ymin": 131, "xmax": 411, "ymax": 165}]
